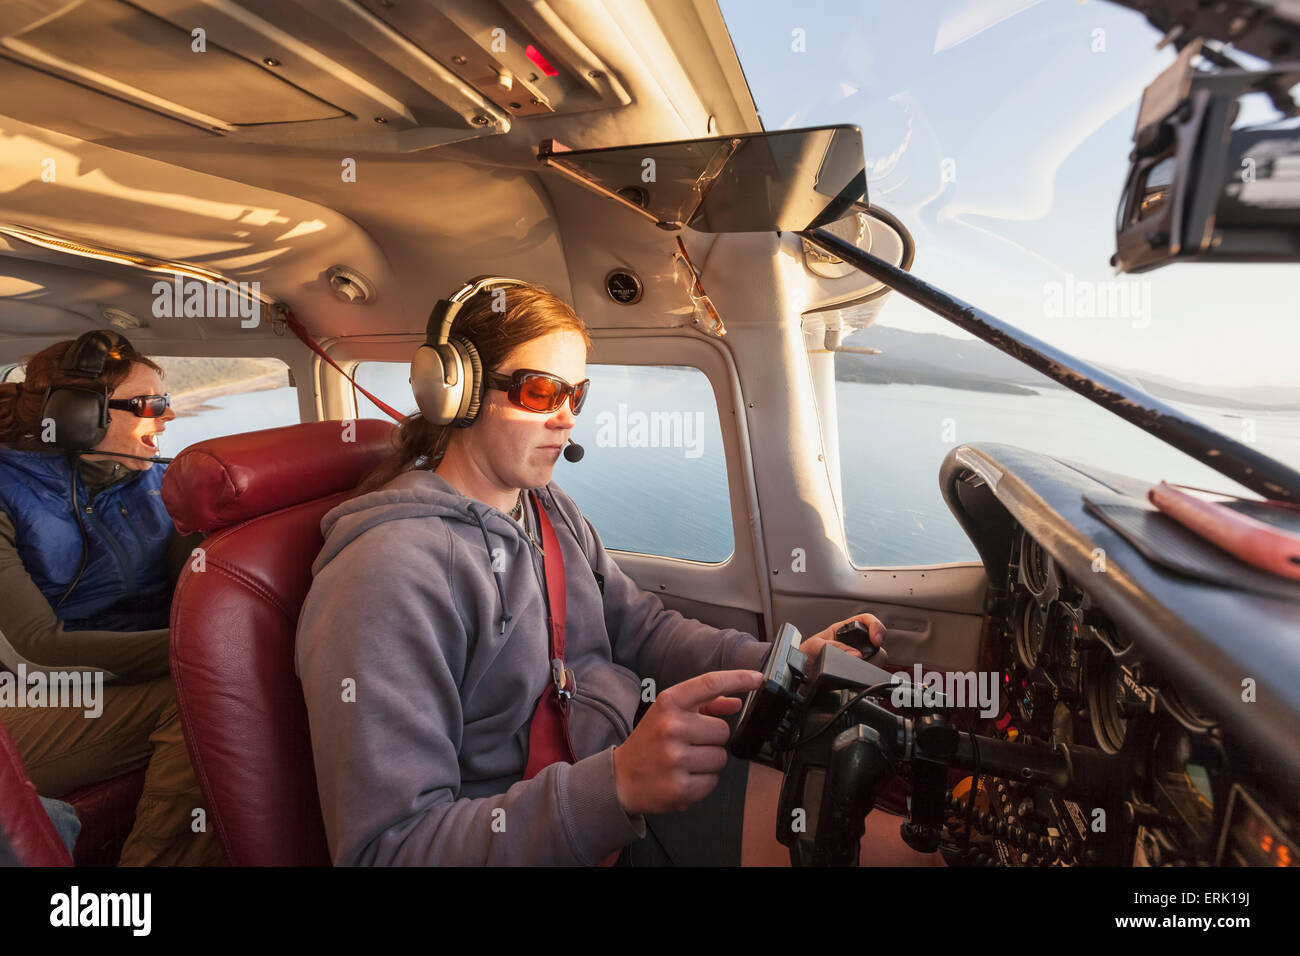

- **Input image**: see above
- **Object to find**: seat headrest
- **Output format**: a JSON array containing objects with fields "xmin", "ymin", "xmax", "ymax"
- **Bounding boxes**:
[{"xmin": 162, "ymin": 419, "xmax": 395, "ymax": 535}]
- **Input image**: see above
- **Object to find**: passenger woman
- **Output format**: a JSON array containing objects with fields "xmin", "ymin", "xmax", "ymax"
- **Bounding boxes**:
[
  {"xmin": 296, "ymin": 283, "xmax": 885, "ymax": 865},
  {"xmin": 0, "ymin": 333, "xmax": 224, "ymax": 865}
]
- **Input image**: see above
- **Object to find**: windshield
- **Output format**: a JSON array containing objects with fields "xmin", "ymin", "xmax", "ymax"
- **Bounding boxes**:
[{"xmin": 719, "ymin": 0, "xmax": 1300, "ymax": 565}]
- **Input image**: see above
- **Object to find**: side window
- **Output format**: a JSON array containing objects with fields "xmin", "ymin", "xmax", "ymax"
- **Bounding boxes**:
[
  {"xmin": 568, "ymin": 365, "xmax": 732, "ymax": 562},
  {"xmin": 354, "ymin": 362, "xmax": 417, "ymax": 418},
  {"xmin": 152, "ymin": 357, "xmax": 298, "ymax": 456},
  {"xmin": 352, "ymin": 362, "xmax": 734, "ymax": 562}
]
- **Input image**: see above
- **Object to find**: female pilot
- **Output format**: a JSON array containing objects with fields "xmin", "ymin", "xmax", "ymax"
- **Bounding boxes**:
[
  {"xmin": 0, "ymin": 333, "xmax": 223, "ymax": 865},
  {"xmin": 295, "ymin": 283, "xmax": 884, "ymax": 865}
]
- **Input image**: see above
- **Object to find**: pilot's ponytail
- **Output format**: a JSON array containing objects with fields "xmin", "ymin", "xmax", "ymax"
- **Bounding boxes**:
[{"xmin": 355, "ymin": 284, "xmax": 591, "ymax": 495}]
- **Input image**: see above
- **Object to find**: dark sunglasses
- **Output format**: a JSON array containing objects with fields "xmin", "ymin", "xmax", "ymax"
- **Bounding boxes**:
[
  {"xmin": 107, "ymin": 393, "xmax": 170, "ymax": 418},
  {"xmin": 484, "ymin": 369, "xmax": 589, "ymax": 415}
]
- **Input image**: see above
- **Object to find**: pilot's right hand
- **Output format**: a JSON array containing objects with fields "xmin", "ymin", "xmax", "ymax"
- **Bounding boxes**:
[{"xmin": 612, "ymin": 669, "xmax": 763, "ymax": 816}]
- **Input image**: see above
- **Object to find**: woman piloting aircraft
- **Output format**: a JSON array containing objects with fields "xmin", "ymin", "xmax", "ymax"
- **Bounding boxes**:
[
  {"xmin": 295, "ymin": 280, "xmax": 886, "ymax": 865},
  {"xmin": 0, "ymin": 332, "xmax": 223, "ymax": 865}
]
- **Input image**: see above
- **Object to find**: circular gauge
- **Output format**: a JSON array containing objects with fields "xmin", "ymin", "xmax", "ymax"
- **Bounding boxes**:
[
  {"xmin": 1018, "ymin": 530, "xmax": 1058, "ymax": 599},
  {"xmin": 1087, "ymin": 653, "xmax": 1129, "ymax": 754},
  {"xmin": 604, "ymin": 269, "xmax": 643, "ymax": 305},
  {"xmin": 1015, "ymin": 595, "xmax": 1048, "ymax": 670}
]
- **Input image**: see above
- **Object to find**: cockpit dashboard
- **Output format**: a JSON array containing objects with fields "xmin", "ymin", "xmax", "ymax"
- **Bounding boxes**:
[{"xmin": 937, "ymin": 443, "xmax": 1300, "ymax": 866}]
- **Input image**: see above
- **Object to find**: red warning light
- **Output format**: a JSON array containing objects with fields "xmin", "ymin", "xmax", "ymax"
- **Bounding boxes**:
[{"xmin": 526, "ymin": 44, "xmax": 559, "ymax": 77}]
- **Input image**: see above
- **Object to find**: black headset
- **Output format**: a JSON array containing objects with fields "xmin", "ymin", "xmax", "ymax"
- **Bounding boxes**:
[
  {"xmin": 39, "ymin": 330, "xmax": 137, "ymax": 450},
  {"xmin": 410, "ymin": 276, "xmax": 528, "ymax": 428}
]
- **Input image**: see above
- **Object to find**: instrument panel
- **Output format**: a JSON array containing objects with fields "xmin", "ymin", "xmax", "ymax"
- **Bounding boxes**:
[{"xmin": 945, "ymin": 521, "xmax": 1298, "ymax": 866}]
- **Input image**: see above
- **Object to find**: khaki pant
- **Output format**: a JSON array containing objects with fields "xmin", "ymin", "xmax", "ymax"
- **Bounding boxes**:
[{"xmin": 0, "ymin": 675, "xmax": 226, "ymax": 866}]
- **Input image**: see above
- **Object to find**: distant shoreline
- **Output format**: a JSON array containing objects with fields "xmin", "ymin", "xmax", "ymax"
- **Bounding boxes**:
[
  {"xmin": 835, "ymin": 370, "xmax": 1300, "ymax": 411},
  {"xmin": 170, "ymin": 370, "xmax": 288, "ymax": 418}
]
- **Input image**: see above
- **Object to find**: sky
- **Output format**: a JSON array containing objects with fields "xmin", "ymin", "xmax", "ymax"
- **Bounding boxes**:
[{"xmin": 717, "ymin": 0, "xmax": 1300, "ymax": 390}]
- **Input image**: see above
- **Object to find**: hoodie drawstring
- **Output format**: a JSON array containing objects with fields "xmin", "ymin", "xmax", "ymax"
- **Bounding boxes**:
[{"xmin": 468, "ymin": 505, "xmax": 514, "ymax": 634}]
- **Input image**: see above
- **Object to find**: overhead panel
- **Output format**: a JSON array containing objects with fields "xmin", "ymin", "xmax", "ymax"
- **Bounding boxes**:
[
  {"xmin": 358, "ymin": 0, "xmax": 631, "ymax": 119},
  {"xmin": 0, "ymin": 0, "xmax": 624, "ymax": 151},
  {"xmin": 1, "ymin": 1, "xmax": 342, "ymax": 128},
  {"xmin": 0, "ymin": 0, "xmax": 627, "ymax": 152}
]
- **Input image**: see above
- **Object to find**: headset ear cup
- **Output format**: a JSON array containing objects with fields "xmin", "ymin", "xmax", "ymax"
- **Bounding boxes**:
[
  {"xmin": 40, "ymin": 386, "xmax": 109, "ymax": 449},
  {"xmin": 454, "ymin": 335, "xmax": 484, "ymax": 428},
  {"xmin": 411, "ymin": 342, "xmax": 464, "ymax": 425}
]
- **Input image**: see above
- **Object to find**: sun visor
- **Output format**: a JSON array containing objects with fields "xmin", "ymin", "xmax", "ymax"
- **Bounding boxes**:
[{"xmin": 538, "ymin": 125, "xmax": 867, "ymax": 232}]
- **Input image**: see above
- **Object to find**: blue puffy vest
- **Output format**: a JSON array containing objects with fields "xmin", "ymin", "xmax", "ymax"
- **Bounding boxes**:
[{"xmin": 0, "ymin": 449, "xmax": 173, "ymax": 631}]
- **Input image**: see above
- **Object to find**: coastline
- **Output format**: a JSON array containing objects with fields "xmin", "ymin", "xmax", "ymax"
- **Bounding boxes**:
[{"xmin": 170, "ymin": 370, "xmax": 288, "ymax": 418}]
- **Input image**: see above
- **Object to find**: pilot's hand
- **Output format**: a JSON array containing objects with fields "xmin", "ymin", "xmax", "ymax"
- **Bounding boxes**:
[
  {"xmin": 612, "ymin": 669, "xmax": 763, "ymax": 816},
  {"xmin": 799, "ymin": 613, "xmax": 887, "ymax": 665}
]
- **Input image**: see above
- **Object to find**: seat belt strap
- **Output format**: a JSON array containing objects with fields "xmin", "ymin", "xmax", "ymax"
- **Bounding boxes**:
[
  {"xmin": 522, "ymin": 490, "xmax": 621, "ymax": 866},
  {"xmin": 280, "ymin": 309, "xmax": 406, "ymax": 422},
  {"xmin": 523, "ymin": 490, "xmax": 577, "ymax": 777}
]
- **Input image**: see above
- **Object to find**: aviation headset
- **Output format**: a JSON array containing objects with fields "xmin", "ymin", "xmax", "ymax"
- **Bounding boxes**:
[
  {"xmin": 410, "ymin": 275, "xmax": 529, "ymax": 428},
  {"xmin": 39, "ymin": 329, "xmax": 138, "ymax": 450}
]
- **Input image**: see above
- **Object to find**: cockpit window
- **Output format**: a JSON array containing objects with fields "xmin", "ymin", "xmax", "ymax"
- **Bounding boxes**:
[
  {"xmin": 354, "ymin": 361, "xmax": 735, "ymax": 563},
  {"xmin": 722, "ymin": 2, "xmax": 1300, "ymax": 567},
  {"xmin": 153, "ymin": 357, "xmax": 298, "ymax": 455}
]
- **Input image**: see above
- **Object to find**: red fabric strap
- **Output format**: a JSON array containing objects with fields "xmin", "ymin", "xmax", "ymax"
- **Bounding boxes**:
[
  {"xmin": 281, "ymin": 310, "xmax": 406, "ymax": 422},
  {"xmin": 523, "ymin": 490, "xmax": 577, "ymax": 777},
  {"xmin": 521, "ymin": 491, "xmax": 620, "ymax": 866}
]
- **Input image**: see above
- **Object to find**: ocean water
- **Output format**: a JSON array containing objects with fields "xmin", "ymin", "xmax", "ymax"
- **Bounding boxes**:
[
  {"xmin": 158, "ymin": 376, "xmax": 1300, "ymax": 568},
  {"xmin": 834, "ymin": 382, "xmax": 1300, "ymax": 566}
]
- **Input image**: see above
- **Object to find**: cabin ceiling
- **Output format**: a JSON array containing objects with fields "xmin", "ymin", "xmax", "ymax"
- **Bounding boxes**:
[{"xmin": 0, "ymin": 0, "xmax": 764, "ymax": 358}]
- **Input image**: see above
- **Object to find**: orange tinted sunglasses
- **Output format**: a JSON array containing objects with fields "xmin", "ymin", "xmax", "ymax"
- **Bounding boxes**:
[{"xmin": 484, "ymin": 368, "xmax": 590, "ymax": 415}]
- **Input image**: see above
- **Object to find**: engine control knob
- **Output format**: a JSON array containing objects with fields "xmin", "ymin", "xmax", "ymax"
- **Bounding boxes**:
[{"xmin": 835, "ymin": 620, "xmax": 881, "ymax": 660}]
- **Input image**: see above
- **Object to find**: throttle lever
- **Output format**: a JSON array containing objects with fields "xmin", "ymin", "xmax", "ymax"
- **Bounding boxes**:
[{"xmin": 836, "ymin": 620, "xmax": 881, "ymax": 660}]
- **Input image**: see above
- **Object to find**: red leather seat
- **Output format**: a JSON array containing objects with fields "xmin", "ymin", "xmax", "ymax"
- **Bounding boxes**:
[
  {"xmin": 63, "ymin": 768, "xmax": 146, "ymax": 866},
  {"xmin": 0, "ymin": 722, "xmax": 73, "ymax": 866},
  {"xmin": 162, "ymin": 419, "xmax": 394, "ymax": 865}
]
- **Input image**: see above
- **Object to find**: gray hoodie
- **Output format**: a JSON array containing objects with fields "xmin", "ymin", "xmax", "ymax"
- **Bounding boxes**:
[{"xmin": 295, "ymin": 469, "xmax": 772, "ymax": 865}]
